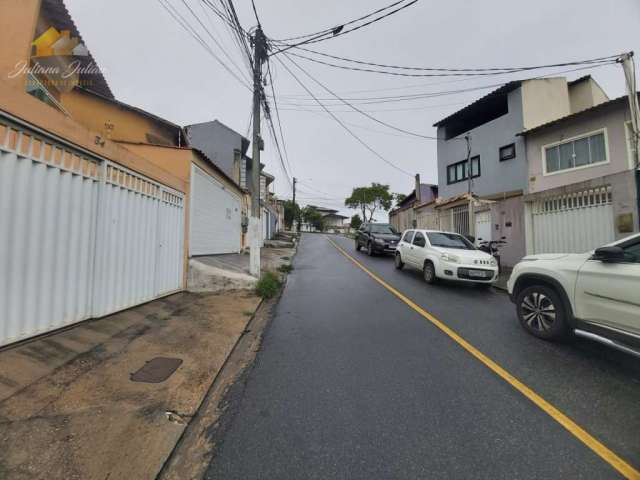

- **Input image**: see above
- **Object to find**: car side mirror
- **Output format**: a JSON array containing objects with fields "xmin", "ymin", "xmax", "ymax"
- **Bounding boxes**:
[
  {"xmin": 465, "ymin": 235, "xmax": 475, "ymax": 243},
  {"xmin": 593, "ymin": 246, "xmax": 625, "ymax": 263}
]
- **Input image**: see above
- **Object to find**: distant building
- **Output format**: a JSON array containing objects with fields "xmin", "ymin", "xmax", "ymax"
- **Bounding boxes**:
[
  {"xmin": 389, "ymin": 182, "xmax": 438, "ymax": 232},
  {"xmin": 302, "ymin": 205, "xmax": 348, "ymax": 233}
]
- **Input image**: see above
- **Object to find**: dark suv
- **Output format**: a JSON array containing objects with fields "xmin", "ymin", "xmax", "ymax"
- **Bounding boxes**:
[{"xmin": 355, "ymin": 223, "xmax": 401, "ymax": 255}]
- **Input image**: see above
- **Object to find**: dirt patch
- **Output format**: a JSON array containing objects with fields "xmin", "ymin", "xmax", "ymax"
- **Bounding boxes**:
[{"xmin": 0, "ymin": 291, "xmax": 261, "ymax": 480}]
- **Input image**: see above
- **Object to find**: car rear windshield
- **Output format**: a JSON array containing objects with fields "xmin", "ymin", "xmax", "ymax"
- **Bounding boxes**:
[
  {"xmin": 427, "ymin": 232, "xmax": 475, "ymax": 250},
  {"xmin": 370, "ymin": 225, "xmax": 398, "ymax": 234}
]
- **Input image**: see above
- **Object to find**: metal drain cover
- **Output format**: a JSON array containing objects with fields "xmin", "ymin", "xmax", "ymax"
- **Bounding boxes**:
[{"xmin": 130, "ymin": 357, "xmax": 183, "ymax": 383}]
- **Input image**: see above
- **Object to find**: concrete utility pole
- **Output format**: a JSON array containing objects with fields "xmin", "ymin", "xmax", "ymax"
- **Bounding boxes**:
[
  {"xmin": 292, "ymin": 177, "xmax": 297, "ymax": 232},
  {"xmin": 464, "ymin": 133, "xmax": 474, "ymax": 237},
  {"xmin": 249, "ymin": 27, "xmax": 268, "ymax": 277},
  {"xmin": 413, "ymin": 173, "xmax": 421, "ymax": 228},
  {"xmin": 621, "ymin": 52, "xmax": 640, "ymax": 169}
]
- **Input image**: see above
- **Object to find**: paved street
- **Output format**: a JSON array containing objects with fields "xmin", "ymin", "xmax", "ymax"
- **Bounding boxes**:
[{"xmin": 206, "ymin": 234, "xmax": 640, "ymax": 479}]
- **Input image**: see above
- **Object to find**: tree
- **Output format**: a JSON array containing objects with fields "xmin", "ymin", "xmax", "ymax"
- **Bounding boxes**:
[
  {"xmin": 283, "ymin": 200, "xmax": 301, "ymax": 230},
  {"xmin": 345, "ymin": 183, "xmax": 394, "ymax": 222},
  {"xmin": 393, "ymin": 193, "xmax": 407, "ymax": 207},
  {"xmin": 350, "ymin": 214, "xmax": 362, "ymax": 230},
  {"xmin": 302, "ymin": 206, "xmax": 325, "ymax": 232}
]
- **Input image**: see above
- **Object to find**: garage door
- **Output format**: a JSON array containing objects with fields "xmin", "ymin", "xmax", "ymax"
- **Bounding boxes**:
[
  {"xmin": 529, "ymin": 187, "xmax": 614, "ymax": 254},
  {"xmin": 190, "ymin": 164, "xmax": 241, "ymax": 255},
  {"xmin": 0, "ymin": 119, "xmax": 185, "ymax": 347}
]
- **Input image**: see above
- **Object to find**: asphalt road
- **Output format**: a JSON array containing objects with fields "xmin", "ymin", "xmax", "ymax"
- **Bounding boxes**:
[{"xmin": 205, "ymin": 233, "xmax": 640, "ymax": 479}]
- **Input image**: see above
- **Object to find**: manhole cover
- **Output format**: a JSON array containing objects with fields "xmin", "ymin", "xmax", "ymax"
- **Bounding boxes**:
[{"xmin": 130, "ymin": 357, "xmax": 183, "ymax": 383}]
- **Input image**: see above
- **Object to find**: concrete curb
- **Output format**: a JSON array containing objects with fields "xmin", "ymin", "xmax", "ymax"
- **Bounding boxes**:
[{"xmin": 157, "ymin": 243, "xmax": 299, "ymax": 480}]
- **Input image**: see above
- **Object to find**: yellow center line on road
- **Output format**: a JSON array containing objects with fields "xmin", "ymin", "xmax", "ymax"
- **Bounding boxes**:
[{"xmin": 326, "ymin": 236, "xmax": 640, "ymax": 480}]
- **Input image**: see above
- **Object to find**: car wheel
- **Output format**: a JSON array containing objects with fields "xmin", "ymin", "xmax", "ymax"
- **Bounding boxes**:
[
  {"xmin": 423, "ymin": 261, "xmax": 437, "ymax": 284},
  {"xmin": 395, "ymin": 253, "xmax": 404, "ymax": 270},
  {"xmin": 367, "ymin": 242, "xmax": 374, "ymax": 256},
  {"xmin": 516, "ymin": 285, "xmax": 568, "ymax": 340},
  {"xmin": 355, "ymin": 240, "xmax": 361, "ymax": 251}
]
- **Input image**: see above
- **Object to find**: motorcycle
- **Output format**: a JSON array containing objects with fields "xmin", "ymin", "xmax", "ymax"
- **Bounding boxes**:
[{"xmin": 477, "ymin": 236, "xmax": 507, "ymax": 272}]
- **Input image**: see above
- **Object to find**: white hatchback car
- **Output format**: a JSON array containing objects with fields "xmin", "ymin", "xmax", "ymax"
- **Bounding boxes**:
[
  {"xmin": 395, "ymin": 230, "xmax": 499, "ymax": 286},
  {"xmin": 508, "ymin": 233, "xmax": 640, "ymax": 357}
]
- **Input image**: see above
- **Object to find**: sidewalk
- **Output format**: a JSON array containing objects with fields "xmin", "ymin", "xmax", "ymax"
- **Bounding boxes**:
[
  {"xmin": 0, "ymin": 291, "xmax": 261, "ymax": 480},
  {"xmin": 188, "ymin": 247, "xmax": 295, "ymax": 292}
]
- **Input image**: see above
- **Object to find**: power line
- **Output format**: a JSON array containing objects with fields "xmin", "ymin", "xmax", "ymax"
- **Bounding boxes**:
[
  {"xmin": 269, "ymin": 60, "xmax": 617, "ymax": 106},
  {"xmin": 180, "ymin": 0, "xmax": 252, "ymax": 83},
  {"xmin": 297, "ymin": 181, "xmax": 336, "ymax": 197},
  {"xmin": 266, "ymin": 61, "xmax": 295, "ymax": 178},
  {"xmin": 156, "ymin": 0, "xmax": 252, "ymax": 90},
  {"xmin": 285, "ymin": 107, "xmax": 451, "ymax": 137},
  {"xmin": 270, "ymin": 0, "xmax": 418, "ymax": 56},
  {"xmin": 275, "ymin": 55, "xmax": 414, "ymax": 177},
  {"xmin": 250, "ymin": 0, "xmax": 261, "ymax": 26},
  {"xmin": 283, "ymin": 52, "xmax": 442, "ymax": 140},
  {"xmin": 277, "ymin": 100, "xmax": 469, "ymax": 114},
  {"xmin": 285, "ymin": 50, "xmax": 511, "ymax": 77},
  {"xmin": 272, "ymin": 0, "xmax": 411, "ymax": 42},
  {"xmin": 285, "ymin": 47, "xmax": 622, "ymax": 73}
]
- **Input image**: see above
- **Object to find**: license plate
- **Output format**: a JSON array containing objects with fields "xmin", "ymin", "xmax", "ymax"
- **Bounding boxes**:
[{"xmin": 468, "ymin": 270, "xmax": 488, "ymax": 278}]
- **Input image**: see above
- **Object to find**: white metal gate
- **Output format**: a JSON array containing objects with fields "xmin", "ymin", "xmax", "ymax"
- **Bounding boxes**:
[
  {"xmin": 452, "ymin": 205, "xmax": 470, "ymax": 236},
  {"xmin": 189, "ymin": 164, "xmax": 241, "ymax": 255},
  {"xmin": 474, "ymin": 210, "xmax": 492, "ymax": 245},
  {"xmin": 529, "ymin": 187, "xmax": 614, "ymax": 254},
  {"xmin": 0, "ymin": 117, "xmax": 184, "ymax": 347}
]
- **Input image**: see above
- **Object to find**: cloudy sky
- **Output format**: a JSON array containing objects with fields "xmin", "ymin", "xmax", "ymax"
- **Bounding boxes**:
[{"xmin": 66, "ymin": 0, "xmax": 639, "ymax": 218}]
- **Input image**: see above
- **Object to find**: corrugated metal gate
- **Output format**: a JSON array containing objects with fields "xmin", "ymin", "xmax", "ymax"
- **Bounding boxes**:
[
  {"xmin": 189, "ymin": 164, "xmax": 241, "ymax": 255},
  {"xmin": 529, "ymin": 187, "xmax": 614, "ymax": 254},
  {"xmin": 0, "ymin": 117, "xmax": 184, "ymax": 347}
]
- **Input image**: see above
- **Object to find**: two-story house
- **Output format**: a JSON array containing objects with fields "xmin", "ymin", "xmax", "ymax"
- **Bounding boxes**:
[
  {"xmin": 521, "ymin": 93, "xmax": 639, "ymax": 255},
  {"xmin": 433, "ymin": 76, "xmax": 609, "ymax": 266}
]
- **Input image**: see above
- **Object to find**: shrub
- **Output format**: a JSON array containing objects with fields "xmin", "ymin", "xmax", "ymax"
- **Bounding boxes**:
[
  {"xmin": 277, "ymin": 263, "xmax": 293, "ymax": 273},
  {"xmin": 255, "ymin": 271, "xmax": 281, "ymax": 299}
]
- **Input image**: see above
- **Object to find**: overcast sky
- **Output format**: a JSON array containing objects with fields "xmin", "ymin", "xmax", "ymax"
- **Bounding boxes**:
[{"xmin": 66, "ymin": 0, "xmax": 640, "ymax": 218}]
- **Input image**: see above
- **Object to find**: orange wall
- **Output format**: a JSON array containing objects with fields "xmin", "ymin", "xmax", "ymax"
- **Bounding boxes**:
[
  {"xmin": 60, "ymin": 89, "xmax": 177, "ymax": 146},
  {"xmin": 0, "ymin": 77, "xmax": 186, "ymax": 193},
  {"xmin": 0, "ymin": 0, "xmax": 40, "ymax": 91}
]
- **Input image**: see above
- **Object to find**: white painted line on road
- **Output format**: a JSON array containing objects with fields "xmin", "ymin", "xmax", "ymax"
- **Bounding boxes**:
[{"xmin": 327, "ymin": 236, "xmax": 640, "ymax": 480}]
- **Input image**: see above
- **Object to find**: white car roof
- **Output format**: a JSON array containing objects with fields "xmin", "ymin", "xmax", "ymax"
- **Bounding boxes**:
[{"xmin": 405, "ymin": 229, "xmax": 464, "ymax": 236}]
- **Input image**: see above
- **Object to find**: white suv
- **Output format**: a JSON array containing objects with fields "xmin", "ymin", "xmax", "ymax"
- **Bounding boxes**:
[
  {"xmin": 395, "ymin": 230, "xmax": 499, "ymax": 286},
  {"xmin": 508, "ymin": 233, "xmax": 640, "ymax": 357}
]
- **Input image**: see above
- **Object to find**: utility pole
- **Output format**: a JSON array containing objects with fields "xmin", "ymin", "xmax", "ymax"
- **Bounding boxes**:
[
  {"xmin": 413, "ymin": 173, "xmax": 421, "ymax": 228},
  {"xmin": 249, "ymin": 27, "xmax": 268, "ymax": 277},
  {"xmin": 620, "ymin": 52, "xmax": 640, "ymax": 169},
  {"xmin": 292, "ymin": 177, "xmax": 297, "ymax": 232},
  {"xmin": 464, "ymin": 133, "xmax": 474, "ymax": 238},
  {"xmin": 465, "ymin": 134, "xmax": 472, "ymax": 195}
]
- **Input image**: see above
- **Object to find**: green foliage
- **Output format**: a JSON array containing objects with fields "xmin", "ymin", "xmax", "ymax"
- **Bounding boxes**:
[
  {"xmin": 393, "ymin": 193, "xmax": 407, "ymax": 206},
  {"xmin": 283, "ymin": 200, "xmax": 301, "ymax": 230},
  {"xmin": 350, "ymin": 214, "xmax": 363, "ymax": 230},
  {"xmin": 255, "ymin": 271, "xmax": 281, "ymax": 299},
  {"xmin": 345, "ymin": 183, "xmax": 394, "ymax": 222},
  {"xmin": 302, "ymin": 206, "xmax": 325, "ymax": 232},
  {"xmin": 278, "ymin": 263, "xmax": 293, "ymax": 273}
]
